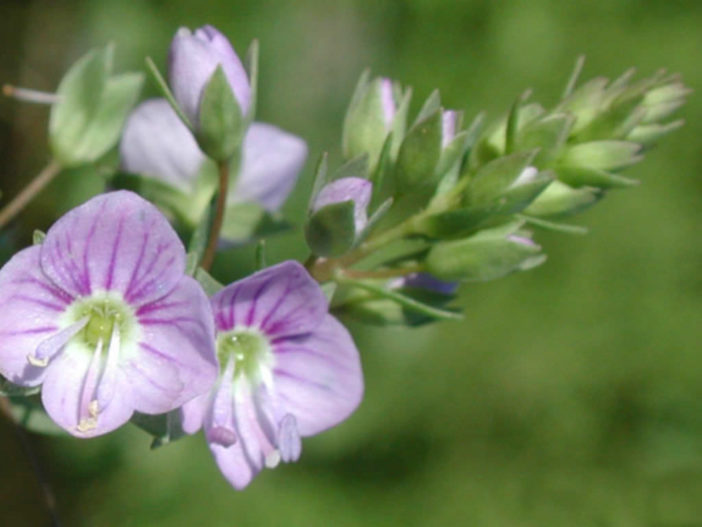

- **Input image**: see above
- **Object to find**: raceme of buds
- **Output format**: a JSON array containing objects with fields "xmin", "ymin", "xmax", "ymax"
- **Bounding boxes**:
[
  {"xmin": 49, "ymin": 45, "xmax": 144, "ymax": 167},
  {"xmin": 169, "ymin": 25, "xmax": 252, "ymax": 161},
  {"xmin": 424, "ymin": 222, "xmax": 545, "ymax": 282},
  {"xmin": 305, "ymin": 177, "xmax": 372, "ymax": 258},
  {"xmin": 342, "ymin": 74, "xmax": 409, "ymax": 171}
]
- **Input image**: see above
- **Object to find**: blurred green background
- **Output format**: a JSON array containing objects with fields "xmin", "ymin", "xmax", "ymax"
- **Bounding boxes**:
[{"xmin": 1, "ymin": 0, "xmax": 700, "ymax": 525}]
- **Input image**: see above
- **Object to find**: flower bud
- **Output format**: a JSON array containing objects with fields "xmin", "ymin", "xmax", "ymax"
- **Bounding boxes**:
[
  {"xmin": 523, "ymin": 180, "xmax": 601, "ymax": 217},
  {"xmin": 305, "ymin": 178, "xmax": 372, "ymax": 257},
  {"xmin": 425, "ymin": 223, "xmax": 545, "ymax": 282},
  {"xmin": 342, "ymin": 75, "xmax": 404, "ymax": 170},
  {"xmin": 169, "ymin": 25, "xmax": 251, "ymax": 125}
]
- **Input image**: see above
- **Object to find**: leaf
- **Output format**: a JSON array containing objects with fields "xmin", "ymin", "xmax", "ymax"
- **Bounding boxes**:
[{"xmin": 145, "ymin": 56, "xmax": 193, "ymax": 130}]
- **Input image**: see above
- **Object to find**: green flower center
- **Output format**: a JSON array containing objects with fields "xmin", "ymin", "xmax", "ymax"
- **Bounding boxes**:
[
  {"xmin": 217, "ymin": 328, "xmax": 272, "ymax": 383},
  {"xmin": 63, "ymin": 292, "xmax": 137, "ymax": 350}
]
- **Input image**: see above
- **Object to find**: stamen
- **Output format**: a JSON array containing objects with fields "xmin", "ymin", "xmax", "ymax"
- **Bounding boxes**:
[
  {"xmin": 3, "ymin": 84, "xmax": 61, "ymax": 105},
  {"xmin": 206, "ymin": 355, "xmax": 237, "ymax": 448},
  {"xmin": 95, "ymin": 325, "xmax": 121, "ymax": 411},
  {"xmin": 28, "ymin": 316, "xmax": 89, "ymax": 367},
  {"xmin": 278, "ymin": 413, "xmax": 301, "ymax": 463},
  {"xmin": 77, "ymin": 338, "xmax": 104, "ymax": 433}
]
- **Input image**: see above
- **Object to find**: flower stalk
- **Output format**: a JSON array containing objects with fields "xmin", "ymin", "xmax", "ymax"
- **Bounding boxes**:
[
  {"xmin": 201, "ymin": 160, "xmax": 231, "ymax": 271},
  {"xmin": 0, "ymin": 160, "xmax": 62, "ymax": 229}
]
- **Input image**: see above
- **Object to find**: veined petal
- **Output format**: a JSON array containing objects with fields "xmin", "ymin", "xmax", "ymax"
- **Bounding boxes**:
[
  {"xmin": 211, "ymin": 261, "xmax": 327, "ymax": 338},
  {"xmin": 120, "ymin": 99, "xmax": 205, "ymax": 192},
  {"xmin": 230, "ymin": 123, "xmax": 308, "ymax": 212},
  {"xmin": 132, "ymin": 276, "xmax": 217, "ymax": 413},
  {"xmin": 272, "ymin": 314, "xmax": 363, "ymax": 436},
  {"xmin": 39, "ymin": 191, "xmax": 186, "ymax": 306},
  {"xmin": 41, "ymin": 342, "xmax": 133, "ymax": 437},
  {"xmin": 0, "ymin": 246, "xmax": 71, "ymax": 385}
]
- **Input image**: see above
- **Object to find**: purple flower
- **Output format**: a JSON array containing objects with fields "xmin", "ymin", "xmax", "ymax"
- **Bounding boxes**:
[
  {"xmin": 312, "ymin": 177, "xmax": 372, "ymax": 235},
  {"xmin": 120, "ymin": 99, "xmax": 307, "ymax": 213},
  {"xmin": 379, "ymin": 77, "xmax": 397, "ymax": 131},
  {"xmin": 169, "ymin": 25, "xmax": 251, "ymax": 125},
  {"xmin": 0, "ymin": 191, "xmax": 217, "ymax": 437},
  {"xmin": 181, "ymin": 261, "xmax": 363, "ymax": 489},
  {"xmin": 441, "ymin": 110, "xmax": 458, "ymax": 149}
]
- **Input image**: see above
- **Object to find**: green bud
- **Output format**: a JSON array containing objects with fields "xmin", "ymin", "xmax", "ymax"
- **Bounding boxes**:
[
  {"xmin": 394, "ymin": 109, "xmax": 443, "ymax": 193},
  {"xmin": 425, "ymin": 223, "xmax": 544, "ymax": 282},
  {"xmin": 342, "ymin": 74, "xmax": 410, "ymax": 171},
  {"xmin": 49, "ymin": 45, "xmax": 144, "ymax": 167},
  {"xmin": 523, "ymin": 180, "xmax": 601, "ymax": 217},
  {"xmin": 196, "ymin": 66, "xmax": 245, "ymax": 162},
  {"xmin": 558, "ymin": 140, "xmax": 642, "ymax": 172}
]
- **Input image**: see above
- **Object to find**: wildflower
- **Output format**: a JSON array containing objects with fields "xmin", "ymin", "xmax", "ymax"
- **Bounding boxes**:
[
  {"xmin": 0, "ymin": 191, "xmax": 217, "ymax": 437},
  {"xmin": 181, "ymin": 261, "xmax": 363, "ymax": 489}
]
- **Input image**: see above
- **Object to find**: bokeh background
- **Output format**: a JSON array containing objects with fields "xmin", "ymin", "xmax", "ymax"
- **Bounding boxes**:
[{"xmin": 1, "ymin": 0, "xmax": 700, "ymax": 525}]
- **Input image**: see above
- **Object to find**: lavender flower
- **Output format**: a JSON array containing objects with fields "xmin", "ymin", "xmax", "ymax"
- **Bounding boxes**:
[
  {"xmin": 0, "ymin": 191, "xmax": 217, "ymax": 437},
  {"xmin": 181, "ymin": 261, "xmax": 363, "ymax": 489},
  {"xmin": 120, "ymin": 99, "xmax": 307, "ymax": 213},
  {"xmin": 169, "ymin": 25, "xmax": 251, "ymax": 125}
]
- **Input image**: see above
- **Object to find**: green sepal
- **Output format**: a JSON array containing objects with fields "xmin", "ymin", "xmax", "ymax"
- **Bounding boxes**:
[
  {"xmin": 516, "ymin": 113, "xmax": 574, "ymax": 166},
  {"xmin": 333, "ymin": 154, "xmax": 369, "ymax": 181},
  {"xmin": 305, "ymin": 200, "xmax": 357, "ymax": 257},
  {"xmin": 244, "ymin": 39, "xmax": 259, "ymax": 125},
  {"xmin": 627, "ymin": 119, "xmax": 685, "ymax": 147},
  {"xmin": 394, "ymin": 109, "xmax": 443, "ymax": 193},
  {"xmin": 0, "ymin": 374, "xmax": 40, "ymax": 397},
  {"xmin": 555, "ymin": 166, "xmax": 639, "ymax": 189},
  {"xmin": 145, "ymin": 56, "xmax": 193, "ymax": 131},
  {"xmin": 524, "ymin": 180, "xmax": 602, "ymax": 217},
  {"xmin": 220, "ymin": 202, "xmax": 291, "ymax": 245},
  {"xmin": 518, "ymin": 214, "xmax": 588, "ymax": 235},
  {"xmin": 555, "ymin": 77, "xmax": 609, "ymax": 135},
  {"xmin": 425, "ymin": 222, "xmax": 544, "ymax": 281},
  {"xmin": 307, "ymin": 153, "xmax": 329, "ymax": 213},
  {"xmin": 49, "ymin": 46, "xmax": 144, "ymax": 167},
  {"xmin": 466, "ymin": 150, "xmax": 539, "ymax": 207},
  {"xmin": 194, "ymin": 267, "xmax": 224, "ymax": 296},
  {"xmin": 416, "ymin": 203, "xmax": 498, "ymax": 238},
  {"xmin": 197, "ymin": 66, "xmax": 244, "ymax": 162},
  {"xmin": 6, "ymin": 396, "xmax": 66, "ymax": 436},
  {"xmin": 32, "ymin": 230, "xmax": 46, "ymax": 245},
  {"xmin": 558, "ymin": 140, "xmax": 643, "ymax": 172},
  {"xmin": 131, "ymin": 411, "xmax": 186, "ymax": 450},
  {"xmin": 254, "ymin": 239, "xmax": 267, "ymax": 270}
]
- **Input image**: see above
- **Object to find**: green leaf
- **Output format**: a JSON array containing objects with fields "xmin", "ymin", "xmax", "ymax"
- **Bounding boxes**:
[
  {"xmin": 197, "ymin": 66, "xmax": 244, "ymax": 161},
  {"xmin": 305, "ymin": 200, "xmax": 357, "ymax": 257}
]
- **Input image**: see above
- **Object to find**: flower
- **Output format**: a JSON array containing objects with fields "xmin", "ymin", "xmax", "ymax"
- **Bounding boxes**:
[
  {"xmin": 181, "ymin": 261, "xmax": 364, "ymax": 489},
  {"xmin": 120, "ymin": 98, "xmax": 308, "ymax": 213},
  {"xmin": 169, "ymin": 25, "xmax": 251, "ymax": 125},
  {"xmin": 0, "ymin": 191, "xmax": 217, "ymax": 437}
]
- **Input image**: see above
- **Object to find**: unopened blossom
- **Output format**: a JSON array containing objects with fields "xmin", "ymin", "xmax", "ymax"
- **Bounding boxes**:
[
  {"xmin": 181, "ymin": 261, "xmax": 363, "ymax": 489},
  {"xmin": 0, "ymin": 191, "xmax": 217, "ymax": 437},
  {"xmin": 169, "ymin": 24, "xmax": 251, "ymax": 125},
  {"xmin": 441, "ymin": 109, "xmax": 458, "ymax": 149},
  {"xmin": 393, "ymin": 273, "xmax": 458, "ymax": 296},
  {"xmin": 120, "ymin": 98, "xmax": 307, "ymax": 213},
  {"xmin": 312, "ymin": 177, "xmax": 372, "ymax": 236}
]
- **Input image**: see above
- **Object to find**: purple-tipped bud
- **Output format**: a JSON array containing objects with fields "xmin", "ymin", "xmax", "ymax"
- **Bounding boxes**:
[
  {"xmin": 312, "ymin": 177, "xmax": 372, "ymax": 235},
  {"xmin": 441, "ymin": 110, "xmax": 458, "ymax": 149},
  {"xmin": 509, "ymin": 166, "xmax": 539, "ymax": 189},
  {"xmin": 394, "ymin": 273, "xmax": 459, "ymax": 296},
  {"xmin": 379, "ymin": 78, "xmax": 398, "ymax": 131},
  {"xmin": 169, "ymin": 25, "xmax": 251, "ymax": 125}
]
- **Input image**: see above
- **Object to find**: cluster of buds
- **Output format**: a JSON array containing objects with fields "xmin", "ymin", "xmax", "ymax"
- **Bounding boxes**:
[{"xmin": 303, "ymin": 61, "xmax": 688, "ymax": 325}]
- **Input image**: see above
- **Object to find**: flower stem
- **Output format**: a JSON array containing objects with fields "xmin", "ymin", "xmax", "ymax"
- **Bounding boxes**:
[
  {"xmin": 201, "ymin": 161, "xmax": 230, "ymax": 271},
  {"xmin": 0, "ymin": 160, "xmax": 62, "ymax": 229}
]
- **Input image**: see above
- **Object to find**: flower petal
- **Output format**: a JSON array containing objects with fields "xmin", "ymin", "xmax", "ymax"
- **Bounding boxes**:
[
  {"xmin": 230, "ymin": 123, "xmax": 308, "ymax": 212},
  {"xmin": 272, "ymin": 314, "xmax": 364, "ymax": 436},
  {"xmin": 131, "ymin": 275, "xmax": 217, "ymax": 414},
  {"xmin": 0, "ymin": 246, "xmax": 72, "ymax": 385},
  {"xmin": 39, "ymin": 191, "xmax": 186, "ymax": 306},
  {"xmin": 120, "ymin": 99, "xmax": 205, "ymax": 191},
  {"xmin": 41, "ymin": 343, "xmax": 134, "ymax": 437},
  {"xmin": 180, "ymin": 391, "xmax": 210, "ymax": 434},
  {"xmin": 211, "ymin": 261, "xmax": 328, "ymax": 338}
]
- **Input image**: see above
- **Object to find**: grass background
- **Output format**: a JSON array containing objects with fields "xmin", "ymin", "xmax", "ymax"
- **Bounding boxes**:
[{"xmin": 0, "ymin": 0, "xmax": 700, "ymax": 525}]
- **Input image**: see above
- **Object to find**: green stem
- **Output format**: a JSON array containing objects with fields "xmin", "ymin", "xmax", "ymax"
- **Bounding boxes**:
[
  {"xmin": 200, "ymin": 161, "xmax": 230, "ymax": 271},
  {"xmin": 0, "ymin": 160, "xmax": 62, "ymax": 229}
]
